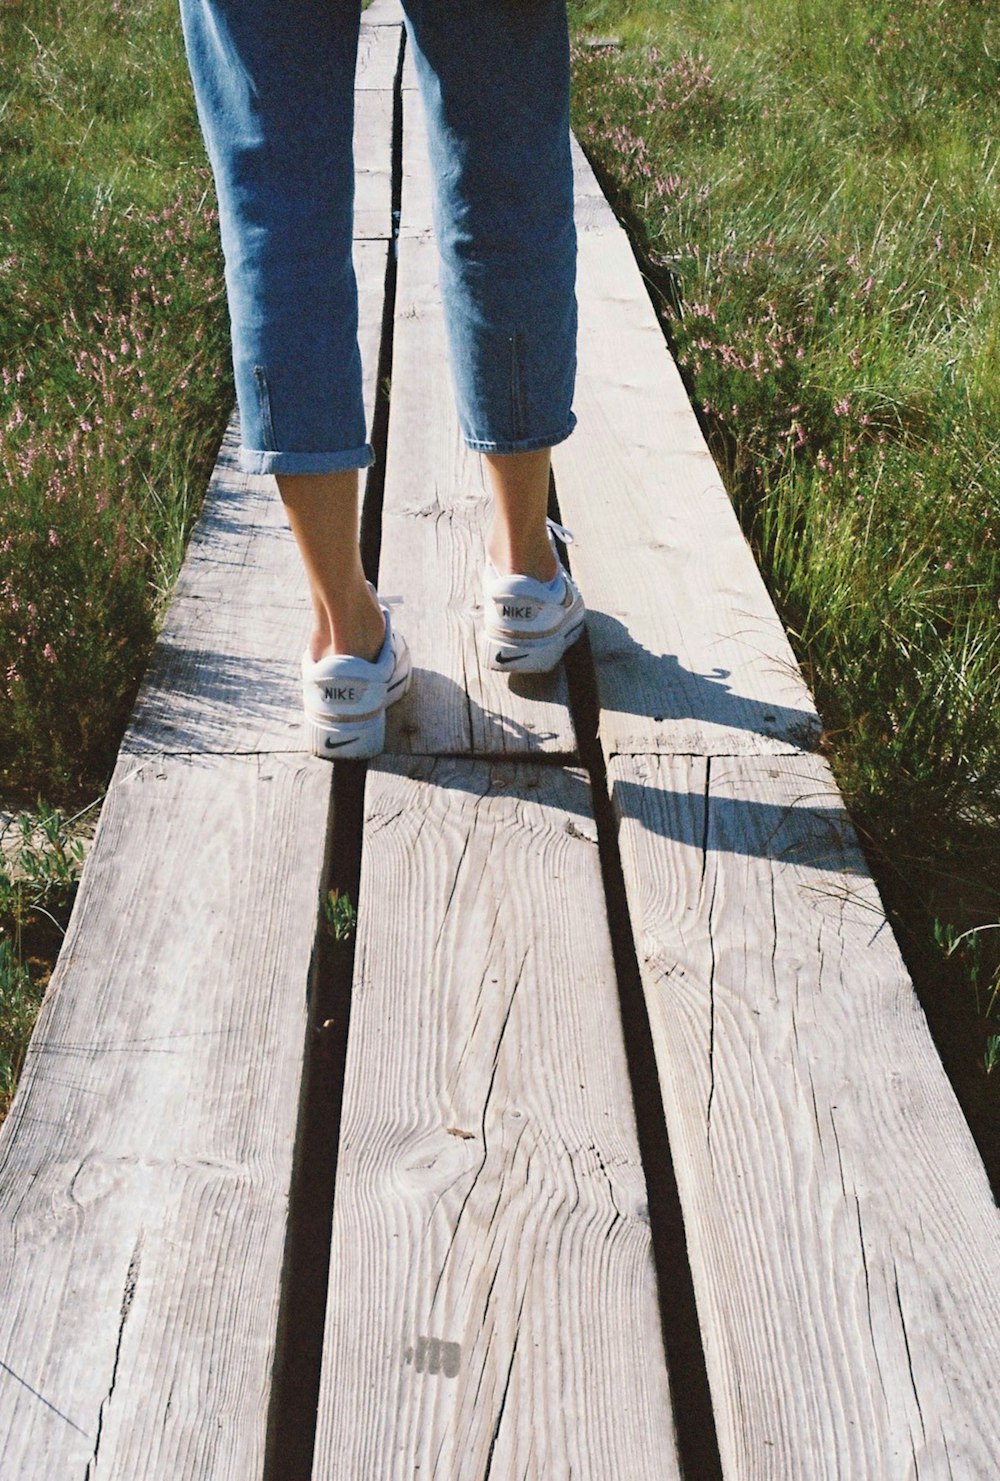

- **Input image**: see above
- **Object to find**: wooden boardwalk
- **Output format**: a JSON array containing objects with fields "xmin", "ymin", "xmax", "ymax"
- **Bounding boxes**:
[{"xmin": 2, "ymin": 2, "xmax": 1000, "ymax": 1475}]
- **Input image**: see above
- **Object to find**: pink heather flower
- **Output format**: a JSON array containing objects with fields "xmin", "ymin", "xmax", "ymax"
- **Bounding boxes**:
[
  {"xmin": 43, "ymin": 643, "xmax": 57, "ymax": 664},
  {"xmin": 48, "ymin": 529, "xmax": 60, "ymax": 547}
]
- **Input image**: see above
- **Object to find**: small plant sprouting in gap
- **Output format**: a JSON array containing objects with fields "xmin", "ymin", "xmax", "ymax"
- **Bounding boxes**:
[
  {"xmin": 323, "ymin": 888, "xmax": 358, "ymax": 943},
  {"xmin": 983, "ymin": 1035, "xmax": 1000, "ymax": 1077}
]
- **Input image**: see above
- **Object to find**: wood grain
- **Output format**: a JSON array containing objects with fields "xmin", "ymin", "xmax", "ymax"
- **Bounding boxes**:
[
  {"xmin": 380, "ymin": 233, "xmax": 577, "ymax": 757},
  {"xmin": 313, "ymin": 758, "xmax": 679, "ymax": 1479},
  {"xmin": 0, "ymin": 754, "xmax": 330, "ymax": 1480},
  {"xmin": 612, "ymin": 751, "xmax": 1000, "ymax": 1478},
  {"xmin": 552, "ymin": 173, "xmax": 820, "ymax": 756}
]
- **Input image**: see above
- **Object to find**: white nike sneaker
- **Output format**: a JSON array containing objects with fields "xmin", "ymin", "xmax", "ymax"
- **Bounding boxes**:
[
  {"xmin": 301, "ymin": 586, "xmax": 411, "ymax": 760},
  {"xmin": 482, "ymin": 518, "xmax": 586, "ymax": 674}
]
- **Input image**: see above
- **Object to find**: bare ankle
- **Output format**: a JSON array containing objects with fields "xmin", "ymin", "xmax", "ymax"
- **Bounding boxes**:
[
  {"xmin": 487, "ymin": 526, "xmax": 558, "ymax": 583},
  {"xmin": 309, "ymin": 577, "xmax": 385, "ymax": 663}
]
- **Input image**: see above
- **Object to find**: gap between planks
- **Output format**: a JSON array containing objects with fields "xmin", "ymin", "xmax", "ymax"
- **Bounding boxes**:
[{"xmin": 312, "ymin": 757, "xmax": 681, "ymax": 1481}]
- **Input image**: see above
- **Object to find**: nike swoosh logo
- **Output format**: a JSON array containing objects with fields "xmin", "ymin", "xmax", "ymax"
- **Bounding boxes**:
[
  {"xmin": 496, "ymin": 652, "xmax": 528, "ymax": 666},
  {"xmin": 324, "ymin": 736, "xmax": 358, "ymax": 750}
]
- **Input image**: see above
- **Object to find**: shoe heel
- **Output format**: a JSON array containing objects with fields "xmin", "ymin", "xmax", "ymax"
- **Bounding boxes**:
[
  {"xmin": 484, "ymin": 630, "xmax": 568, "ymax": 675},
  {"xmin": 306, "ymin": 709, "xmax": 387, "ymax": 760}
]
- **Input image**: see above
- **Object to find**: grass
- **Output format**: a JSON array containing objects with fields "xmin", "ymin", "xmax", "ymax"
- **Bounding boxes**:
[
  {"xmin": 324, "ymin": 889, "xmax": 359, "ymax": 944},
  {"xmin": 0, "ymin": 0, "xmax": 233, "ymax": 800},
  {"xmin": 0, "ymin": 0, "xmax": 232, "ymax": 1123},
  {"xmin": 568, "ymin": 0, "xmax": 1000, "ymax": 1122},
  {"xmin": 0, "ymin": 802, "xmax": 89, "ymax": 1118},
  {"xmin": 2, "ymin": 0, "xmax": 998, "ymax": 1137}
]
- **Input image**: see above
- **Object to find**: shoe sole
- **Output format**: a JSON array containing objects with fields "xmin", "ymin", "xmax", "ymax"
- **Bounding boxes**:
[
  {"xmin": 483, "ymin": 616, "xmax": 585, "ymax": 674},
  {"xmin": 306, "ymin": 660, "xmax": 412, "ymax": 760}
]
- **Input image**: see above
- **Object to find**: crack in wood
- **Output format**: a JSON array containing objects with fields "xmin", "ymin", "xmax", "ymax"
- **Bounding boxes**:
[
  {"xmin": 84, "ymin": 1232, "xmax": 142, "ymax": 1480},
  {"xmin": 482, "ymin": 1288, "xmax": 526, "ymax": 1481},
  {"xmin": 854, "ymin": 1195, "xmax": 888, "ymax": 1406},
  {"xmin": 893, "ymin": 1258, "xmax": 927, "ymax": 1447}
]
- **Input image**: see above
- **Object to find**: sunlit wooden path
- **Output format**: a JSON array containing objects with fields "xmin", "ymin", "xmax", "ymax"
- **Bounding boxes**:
[{"xmin": 2, "ymin": 3, "xmax": 999, "ymax": 1476}]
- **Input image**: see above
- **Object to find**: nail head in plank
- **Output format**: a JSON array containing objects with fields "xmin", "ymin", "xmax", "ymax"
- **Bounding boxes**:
[
  {"xmin": 0, "ymin": 753, "xmax": 331, "ymax": 1480},
  {"xmin": 313, "ymin": 758, "xmax": 680, "ymax": 1480},
  {"xmin": 553, "ymin": 202, "xmax": 820, "ymax": 756},
  {"xmin": 381, "ymin": 234, "xmax": 577, "ymax": 757},
  {"xmin": 611, "ymin": 751, "xmax": 1000, "ymax": 1478}
]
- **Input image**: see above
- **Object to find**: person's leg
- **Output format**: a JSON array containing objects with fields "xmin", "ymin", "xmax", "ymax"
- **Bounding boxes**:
[
  {"xmin": 402, "ymin": 0, "xmax": 577, "ymax": 586},
  {"xmin": 180, "ymin": 0, "xmax": 381, "ymax": 662},
  {"xmin": 482, "ymin": 449, "xmax": 558, "ymax": 583},
  {"xmin": 278, "ymin": 471, "xmax": 385, "ymax": 663}
]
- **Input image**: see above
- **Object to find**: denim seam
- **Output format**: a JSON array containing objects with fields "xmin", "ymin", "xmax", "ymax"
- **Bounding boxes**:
[
  {"xmin": 509, "ymin": 332, "xmax": 525, "ymax": 443},
  {"xmin": 252, "ymin": 365, "xmax": 276, "ymax": 448}
]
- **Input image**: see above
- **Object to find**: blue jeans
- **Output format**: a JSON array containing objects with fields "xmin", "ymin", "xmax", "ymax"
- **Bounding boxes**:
[{"xmin": 179, "ymin": 0, "xmax": 578, "ymax": 475}]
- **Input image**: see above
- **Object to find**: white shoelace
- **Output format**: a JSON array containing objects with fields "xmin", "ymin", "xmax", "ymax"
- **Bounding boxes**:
[{"xmin": 546, "ymin": 517, "xmax": 575, "ymax": 546}]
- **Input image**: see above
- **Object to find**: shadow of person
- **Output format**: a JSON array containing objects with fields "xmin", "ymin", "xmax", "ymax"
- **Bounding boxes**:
[{"xmin": 581, "ymin": 608, "xmax": 822, "ymax": 754}]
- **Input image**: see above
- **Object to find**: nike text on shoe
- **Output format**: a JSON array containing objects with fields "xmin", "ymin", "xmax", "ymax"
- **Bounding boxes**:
[
  {"xmin": 301, "ymin": 589, "xmax": 411, "ymax": 760},
  {"xmin": 482, "ymin": 518, "xmax": 586, "ymax": 674}
]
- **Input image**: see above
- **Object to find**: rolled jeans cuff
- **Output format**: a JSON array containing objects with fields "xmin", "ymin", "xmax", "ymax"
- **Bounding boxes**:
[
  {"xmin": 463, "ymin": 412, "xmax": 577, "ymax": 456},
  {"xmin": 238, "ymin": 443, "xmax": 377, "ymax": 476}
]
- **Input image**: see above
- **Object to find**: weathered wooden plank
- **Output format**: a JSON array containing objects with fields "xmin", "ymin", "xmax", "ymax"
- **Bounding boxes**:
[
  {"xmin": 361, "ymin": 0, "xmax": 403, "ymax": 27},
  {"xmin": 356, "ymin": 16, "xmax": 401, "ymax": 89},
  {"xmin": 354, "ymin": 88, "xmax": 394, "ymax": 240},
  {"xmin": 122, "ymin": 594, "xmax": 309, "ymax": 756},
  {"xmin": 553, "ymin": 195, "xmax": 820, "ymax": 756},
  {"xmin": 125, "ymin": 240, "xmax": 389, "ymax": 756},
  {"xmin": 0, "ymin": 753, "xmax": 330, "ymax": 1480},
  {"xmin": 313, "ymin": 758, "xmax": 680, "ymax": 1479},
  {"xmin": 380, "ymin": 233, "xmax": 577, "ymax": 757},
  {"xmin": 398, "ymin": 75, "xmax": 434, "ymax": 239},
  {"xmin": 353, "ymin": 15, "xmax": 399, "ymax": 238},
  {"xmin": 570, "ymin": 133, "xmax": 621, "ymax": 234},
  {"xmin": 611, "ymin": 750, "xmax": 1000, "ymax": 1478},
  {"xmin": 400, "ymin": 31, "xmax": 419, "ymax": 90}
]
